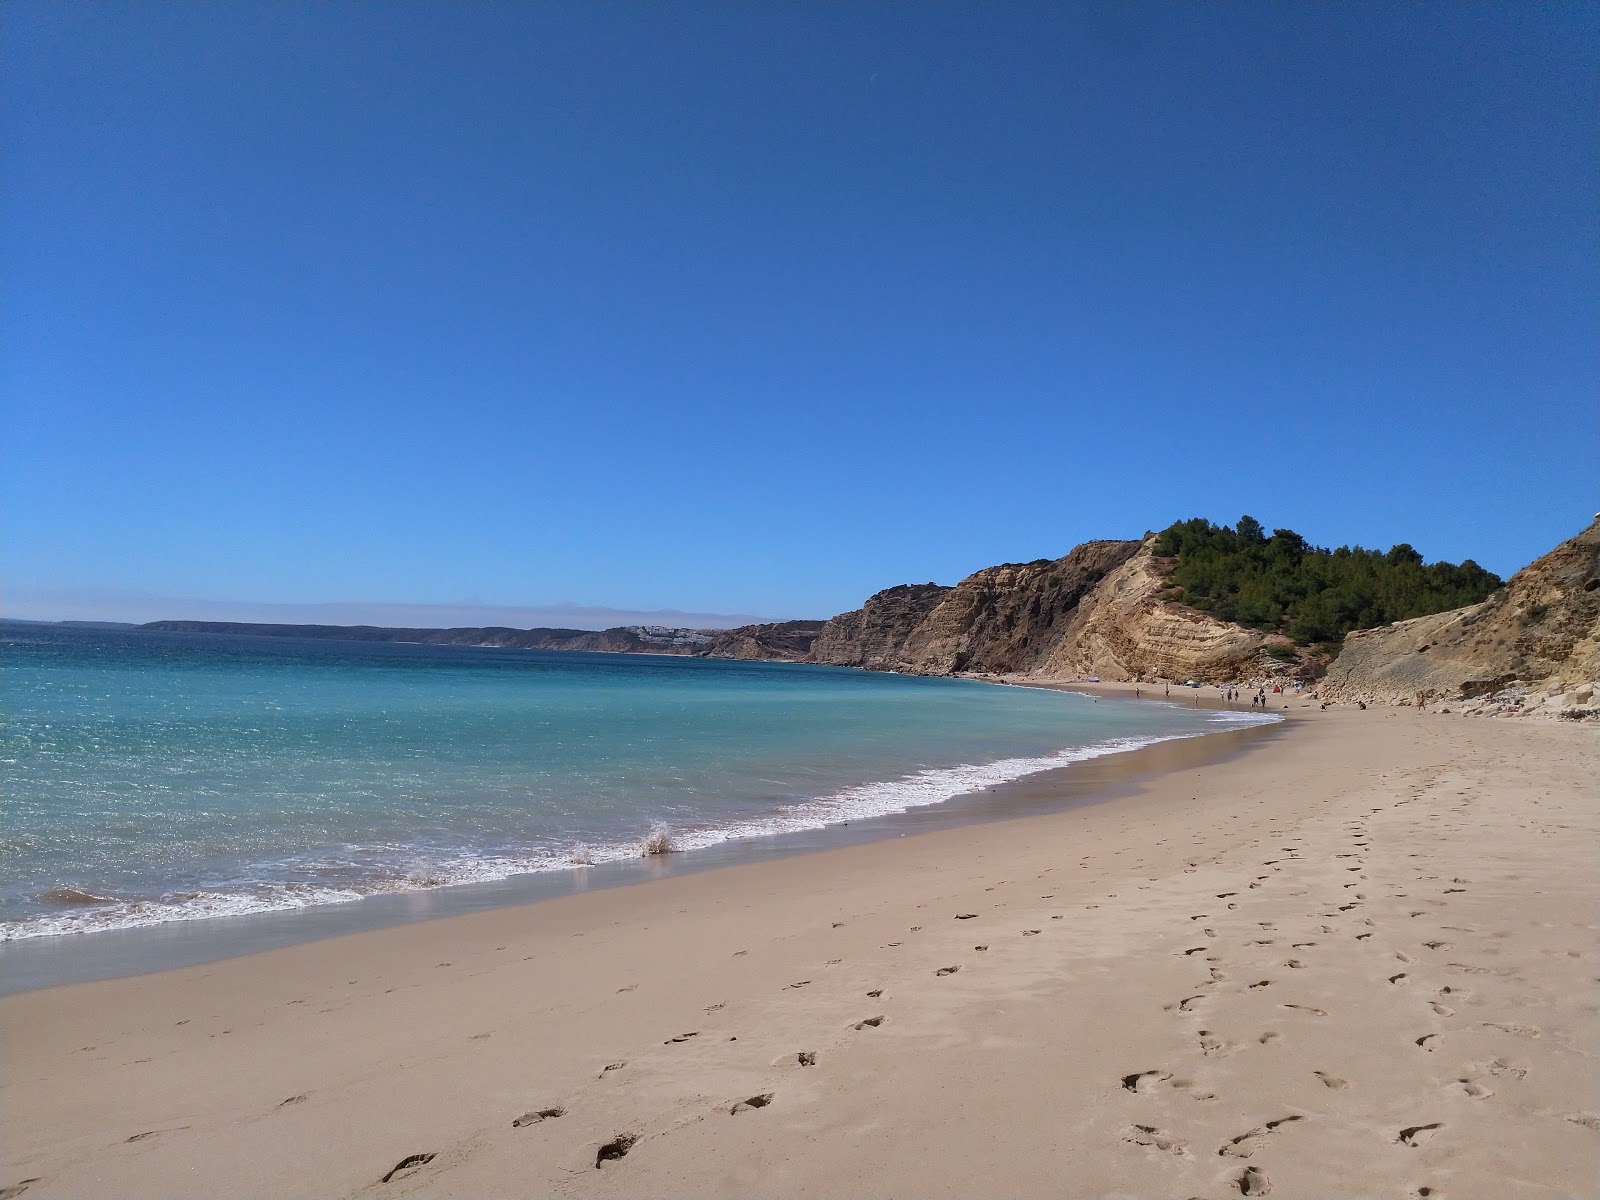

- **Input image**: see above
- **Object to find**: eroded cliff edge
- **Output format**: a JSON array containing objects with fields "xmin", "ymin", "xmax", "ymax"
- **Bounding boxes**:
[
  {"xmin": 801, "ymin": 519, "xmax": 1599, "ymax": 715},
  {"xmin": 808, "ymin": 536, "xmax": 1279, "ymax": 681},
  {"xmin": 1317, "ymin": 517, "xmax": 1599, "ymax": 713}
]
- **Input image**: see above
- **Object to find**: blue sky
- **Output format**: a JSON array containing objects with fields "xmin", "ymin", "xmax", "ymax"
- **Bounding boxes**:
[{"xmin": 4, "ymin": 2, "xmax": 1595, "ymax": 626}]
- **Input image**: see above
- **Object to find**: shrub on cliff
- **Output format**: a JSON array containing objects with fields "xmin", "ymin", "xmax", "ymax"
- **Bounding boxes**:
[{"xmin": 1153, "ymin": 517, "xmax": 1502, "ymax": 645}]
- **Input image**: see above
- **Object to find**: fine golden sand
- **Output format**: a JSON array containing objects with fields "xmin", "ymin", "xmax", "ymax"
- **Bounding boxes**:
[{"xmin": 2, "ymin": 707, "xmax": 1594, "ymax": 1199}]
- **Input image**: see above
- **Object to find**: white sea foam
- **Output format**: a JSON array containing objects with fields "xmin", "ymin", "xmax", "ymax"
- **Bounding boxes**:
[{"xmin": 2, "ymin": 711, "xmax": 1279, "ymax": 942}]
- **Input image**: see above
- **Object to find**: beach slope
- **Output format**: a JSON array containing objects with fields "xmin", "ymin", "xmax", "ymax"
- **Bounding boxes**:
[{"xmin": 2, "ymin": 710, "xmax": 1594, "ymax": 1199}]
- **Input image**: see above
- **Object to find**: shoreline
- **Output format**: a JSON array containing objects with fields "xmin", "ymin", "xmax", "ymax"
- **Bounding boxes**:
[
  {"xmin": 2, "ymin": 709, "xmax": 1592, "ymax": 1197},
  {"xmin": 0, "ymin": 699, "xmax": 1283, "ymax": 995}
]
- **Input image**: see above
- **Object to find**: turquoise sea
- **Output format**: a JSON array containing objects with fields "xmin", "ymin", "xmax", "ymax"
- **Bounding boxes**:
[{"xmin": 1, "ymin": 624, "xmax": 1274, "ymax": 943}]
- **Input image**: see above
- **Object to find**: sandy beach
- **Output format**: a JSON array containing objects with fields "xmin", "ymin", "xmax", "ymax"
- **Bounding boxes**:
[{"xmin": 1, "ymin": 706, "xmax": 1594, "ymax": 1199}]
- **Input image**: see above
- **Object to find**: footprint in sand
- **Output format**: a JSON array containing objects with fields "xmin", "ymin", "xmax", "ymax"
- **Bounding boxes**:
[
  {"xmin": 1237, "ymin": 1164, "xmax": 1273, "ymax": 1195},
  {"xmin": 513, "ymin": 1106, "xmax": 565, "ymax": 1127},
  {"xmin": 125, "ymin": 1127, "xmax": 188, "ymax": 1143},
  {"xmin": 279, "ymin": 1095, "xmax": 308, "ymax": 1107},
  {"xmin": 1124, "ymin": 1124, "xmax": 1188, "ymax": 1156},
  {"xmin": 1282, "ymin": 1004, "xmax": 1326, "ymax": 1017},
  {"xmin": 852, "ymin": 1015, "xmax": 884, "ymax": 1030},
  {"xmin": 595, "ymin": 1133, "xmax": 637, "ymax": 1168},
  {"xmin": 664, "ymin": 1031, "xmax": 700, "ymax": 1044},
  {"xmin": 1481, "ymin": 1058, "xmax": 1527, "ymax": 1079},
  {"xmin": 1453, "ymin": 1078, "xmax": 1492, "ymax": 1099},
  {"xmin": 731, "ymin": 1093, "xmax": 773, "ymax": 1114},
  {"xmin": 380, "ymin": 1153, "xmax": 436, "ymax": 1184},
  {"xmin": 1397, "ymin": 1123, "xmax": 1443, "ymax": 1147},
  {"xmin": 935, "ymin": 965, "xmax": 960, "ymax": 976},
  {"xmin": 1120, "ymin": 1069, "xmax": 1172, "ymax": 1093},
  {"xmin": 1313, "ymin": 1070, "xmax": 1348, "ymax": 1089},
  {"xmin": 1481, "ymin": 1022, "xmax": 1539, "ymax": 1038},
  {"xmin": 1219, "ymin": 1115, "xmax": 1303, "ymax": 1158}
]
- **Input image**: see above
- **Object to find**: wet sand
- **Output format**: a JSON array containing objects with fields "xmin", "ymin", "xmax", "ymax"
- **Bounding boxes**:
[{"xmin": 1, "ymin": 708, "xmax": 1594, "ymax": 1198}]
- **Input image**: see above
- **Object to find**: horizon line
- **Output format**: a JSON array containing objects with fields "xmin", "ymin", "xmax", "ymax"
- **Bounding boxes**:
[{"xmin": 1, "ymin": 588, "xmax": 819, "ymax": 632}]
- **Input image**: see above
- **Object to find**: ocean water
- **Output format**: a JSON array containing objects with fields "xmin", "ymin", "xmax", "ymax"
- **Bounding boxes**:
[{"xmin": 1, "ymin": 624, "xmax": 1274, "ymax": 942}]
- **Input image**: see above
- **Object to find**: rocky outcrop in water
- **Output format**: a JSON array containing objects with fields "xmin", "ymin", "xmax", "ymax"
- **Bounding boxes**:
[{"xmin": 1317, "ymin": 518, "xmax": 1599, "ymax": 714}]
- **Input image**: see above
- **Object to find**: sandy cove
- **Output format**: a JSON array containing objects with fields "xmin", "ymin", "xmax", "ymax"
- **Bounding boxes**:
[{"xmin": 1, "ymin": 709, "xmax": 1594, "ymax": 1199}]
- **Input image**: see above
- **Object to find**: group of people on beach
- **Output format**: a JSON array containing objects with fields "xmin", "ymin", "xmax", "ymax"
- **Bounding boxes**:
[{"xmin": 1132, "ymin": 681, "xmax": 1292, "ymax": 709}]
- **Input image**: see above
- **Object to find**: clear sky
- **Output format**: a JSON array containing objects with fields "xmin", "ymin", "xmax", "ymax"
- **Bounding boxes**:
[{"xmin": 3, "ymin": 2, "xmax": 1596, "ymax": 627}]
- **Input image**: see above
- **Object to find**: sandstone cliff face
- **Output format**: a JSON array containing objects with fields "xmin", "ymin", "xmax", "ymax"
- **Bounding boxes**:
[
  {"xmin": 1319, "ymin": 518, "xmax": 1600, "ymax": 709},
  {"xmin": 890, "ymin": 541, "xmax": 1142, "ymax": 674},
  {"xmin": 1039, "ymin": 538, "xmax": 1278, "ymax": 682},
  {"xmin": 808, "ymin": 583, "xmax": 953, "ymax": 669},
  {"xmin": 807, "ymin": 537, "xmax": 1282, "ymax": 681},
  {"xmin": 701, "ymin": 620, "xmax": 827, "ymax": 661}
]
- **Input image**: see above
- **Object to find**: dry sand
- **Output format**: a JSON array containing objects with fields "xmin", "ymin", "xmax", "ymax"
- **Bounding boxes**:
[{"xmin": 1, "ymin": 708, "xmax": 1594, "ymax": 1199}]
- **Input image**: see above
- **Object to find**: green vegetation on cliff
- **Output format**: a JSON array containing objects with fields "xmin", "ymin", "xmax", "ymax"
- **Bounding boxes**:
[{"xmin": 1153, "ymin": 517, "xmax": 1503, "ymax": 647}]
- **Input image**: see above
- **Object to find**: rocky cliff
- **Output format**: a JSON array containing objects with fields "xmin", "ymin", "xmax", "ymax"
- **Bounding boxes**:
[
  {"xmin": 809, "ymin": 537, "xmax": 1286, "ymax": 681},
  {"xmin": 809, "ymin": 542, "xmax": 1142, "ymax": 674},
  {"xmin": 1039, "ymin": 538, "xmax": 1280, "ymax": 681},
  {"xmin": 807, "ymin": 583, "xmax": 955, "ymax": 669},
  {"xmin": 1318, "ymin": 518, "xmax": 1600, "ymax": 713},
  {"xmin": 700, "ymin": 620, "xmax": 827, "ymax": 661}
]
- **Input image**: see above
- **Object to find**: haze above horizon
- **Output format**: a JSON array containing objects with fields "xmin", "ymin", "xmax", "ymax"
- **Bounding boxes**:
[{"xmin": 4, "ymin": 2, "xmax": 1595, "ymax": 625}]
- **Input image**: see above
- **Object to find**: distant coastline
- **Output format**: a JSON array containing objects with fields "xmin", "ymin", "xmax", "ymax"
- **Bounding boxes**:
[{"xmin": 8, "ymin": 617, "xmax": 827, "ymax": 661}]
